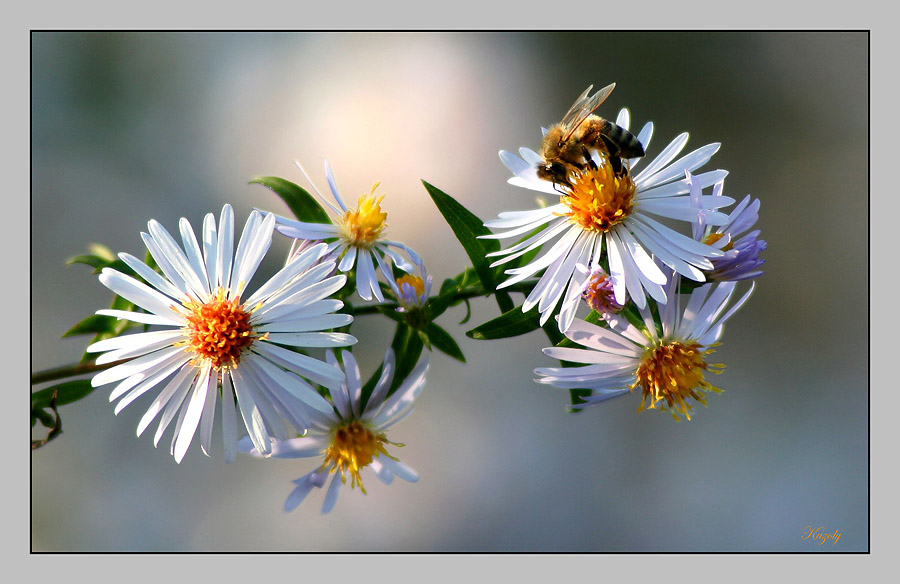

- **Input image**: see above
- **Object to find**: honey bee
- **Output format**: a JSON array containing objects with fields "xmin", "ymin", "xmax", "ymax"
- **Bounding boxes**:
[{"xmin": 537, "ymin": 83, "xmax": 645, "ymax": 190}]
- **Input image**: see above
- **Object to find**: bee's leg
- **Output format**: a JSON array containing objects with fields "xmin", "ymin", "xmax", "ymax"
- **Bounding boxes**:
[
  {"xmin": 600, "ymin": 135, "xmax": 625, "ymax": 176},
  {"xmin": 580, "ymin": 145, "xmax": 598, "ymax": 171},
  {"xmin": 609, "ymin": 155, "xmax": 624, "ymax": 176}
]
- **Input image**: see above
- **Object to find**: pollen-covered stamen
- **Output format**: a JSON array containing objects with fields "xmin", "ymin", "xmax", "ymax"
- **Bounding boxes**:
[
  {"xmin": 180, "ymin": 288, "xmax": 257, "ymax": 370},
  {"xmin": 631, "ymin": 340, "xmax": 724, "ymax": 421},
  {"xmin": 561, "ymin": 154, "xmax": 636, "ymax": 232},
  {"xmin": 321, "ymin": 420, "xmax": 400, "ymax": 494},
  {"xmin": 339, "ymin": 183, "xmax": 388, "ymax": 248},
  {"xmin": 582, "ymin": 269, "xmax": 623, "ymax": 315}
]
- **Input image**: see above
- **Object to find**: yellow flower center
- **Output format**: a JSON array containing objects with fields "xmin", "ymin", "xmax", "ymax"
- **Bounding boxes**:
[
  {"xmin": 396, "ymin": 274, "xmax": 425, "ymax": 297},
  {"xmin": 321, "ymin": 420, "xmax": 401, "ymax": 494},
  {"xmin": 631, "ymin": 340, "xmax": 724, "ymax": 421},
  {"xmin": 339, "ymin": 183, "xmax": 388, "ymax": 248},
  {"xmin": 703, "ymin": 232, "xmax": 733, "ymax": 251},
  {"xmin": 180, "ymin": 288, "xmax": 257, "ymax": 370},
  {"xmin": 561, "ymin": 155, "xmax": 636, "ymax": 232}
]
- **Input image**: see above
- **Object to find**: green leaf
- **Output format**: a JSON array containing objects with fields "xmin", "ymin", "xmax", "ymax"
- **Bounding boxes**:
[
  {"xmin": 424, "ymin": 322, "xmax": 466, "ymax": 362},
  {"xmin": 466, "ymin": 305, "xmax": 541, "ymax": 340},
  {"xmin": 422, "ymin": 181, "xmax": 514, "ymax": 313},
  {"xmin": 251, "ymin": 176, "xmax": 332, "ymax": 224},
  {"xmin": 63, "ymin": 314, "xmax": 119, "ymax": 338},
  {"xmin": 31, "ymin": 379, "xmax": 96, "ymax": 411}
]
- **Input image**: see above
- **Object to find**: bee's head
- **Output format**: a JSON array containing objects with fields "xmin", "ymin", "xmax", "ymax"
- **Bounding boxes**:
[{"xmin": 536, "ymin": 161, "xmax": 572, "ymax": 190}]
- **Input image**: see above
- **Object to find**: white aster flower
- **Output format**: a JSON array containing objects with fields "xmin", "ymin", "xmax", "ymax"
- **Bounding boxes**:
[
  {"xmin": 87, "ymin": 204, "xmax": 356, "ymax": 463},
  {"xmin": 241, "ymin": 348, "xmax": 427, "ymax": 514},
  {"xmin": 273, "ymin": 159, "xmax": 421, "ymax": 302},
  {"xmin": 485, "ymin": 108, "xmax": 736, "ymax": 332},
  {"xmin": 535, "ymin": 273, "xmax": 755, "ymax": 421}
]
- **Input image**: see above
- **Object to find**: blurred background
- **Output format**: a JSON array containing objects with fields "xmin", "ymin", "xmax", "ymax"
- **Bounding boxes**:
[{"xmin": 31, "ymin": 31, "xmax": 868, "ymax": 552}]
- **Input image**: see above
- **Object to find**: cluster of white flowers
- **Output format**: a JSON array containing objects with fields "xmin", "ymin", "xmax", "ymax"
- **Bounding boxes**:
[
  {"xmin": 83, "ymin": 82, "xmax": 764, "ymax": 516},
  {"xmin": 89, "ymin": 161, "xmax": 431, "ymax": 513}
]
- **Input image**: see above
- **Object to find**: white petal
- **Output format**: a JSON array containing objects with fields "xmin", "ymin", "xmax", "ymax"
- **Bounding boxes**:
[
  {"xmin": 252, "ymin": 341, "xmax": 346, "ymax": 390},
  {"xmin": 202, "ymin": 212, "xmax": 218, "ymax": 291},
  {"xmin": 363, "ymin": 349, "xmax": 395, "ymax": 416},
  {"xmin": 87, "ymin": 329, "xmax": 183, "ymax": 355},
  {"xmin": 179, "ymin": 217, "xmax": 211, "ymax": 295},
  {"xmin": 112, "ymin": 352, "xmax": 190, "ymax": 414},
  {"xmin": 198, "ymin": 370, "xmax": 218, "ymax": 457},
  {"xmin": 249, "ymin": 355, "xmax": 334, "ymax": 414},
  {"xmin": 95, "ymin": 308, "xmax": 181, "ymax": 327},
  {"xmin": 229, "ymin": 367, "xmax": 272, "ymax": 456},
  {"xmin": 136, "ymin": 365, "xmax": 196, "ymax": 437},
  {"xmin": 255, "ymin": 313, "xmax": 353, "ymax": 333},
  {"xmin": 284, "ymin": 472, "xmax": 321, "ymax": 512},
  {"xmin": 372, "ymin": 358, "xmax": 428, "ymax": 427},
  {"xmin": 92, "ymin": 345, "xmax": 187, "ymax": 388},
  {"xmin": 172, "ymin": 366, "xmax": 213, "ymax": 463},
  {"xmin": 378, "ymin": 456, "xmax": 418, "ymax": 483},
  {"xmin": 634, "ymin": 132, "xmax": 689, "ymax": 185},
  {"xmin": 264, "ymin": 332, "xmax": 356, "ymax": 349},
  {"xmin": 321, "ymin": 473, "xmax": 342, "ymax": 514},
  {"xmin": 152, "ymin": 373, "xmax": 193, "ymax": 447},
  {"xmin": 117, "ymin": 252, "xmax": 185, "ymax": 301},
  {"xmin": 147, "ymin": 219, "xmax": 208, "ymax": 299},
  {"xmin": 640, "ymin": 143, "xmax": 721, "ymax": 190},
  {"xmin": 216, "ymin": 204, "xmax": 234, "ymax": 290},
  {"xmin": 342, "ymin": 350, "xmax": 362, "ymax": 418},
  {"xmin": 97, "ymin": 269, "xmax": 184, "ymax": 323},
  {"xmin": 243, "ymin": 241, "xmax": 329, "ymax": 307},
  {"xmin": 221, "ymin": 372, "xmax": 238, "ymax": 463}
]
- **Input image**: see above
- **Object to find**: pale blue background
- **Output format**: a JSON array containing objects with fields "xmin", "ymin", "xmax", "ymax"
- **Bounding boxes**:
[{"xmin": 31, "ymin": 31, "xmax": 868, "ymax": 552}]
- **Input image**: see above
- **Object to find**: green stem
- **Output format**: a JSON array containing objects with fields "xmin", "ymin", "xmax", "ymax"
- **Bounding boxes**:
[{"xmin": 31, "ymin": 359, "xmax": 125, "ymax": 386}]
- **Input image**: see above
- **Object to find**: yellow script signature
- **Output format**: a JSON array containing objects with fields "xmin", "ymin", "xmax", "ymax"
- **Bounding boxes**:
[{"xmin": 802, "ymin": 526, "xmax": 841, "ymax": 545}]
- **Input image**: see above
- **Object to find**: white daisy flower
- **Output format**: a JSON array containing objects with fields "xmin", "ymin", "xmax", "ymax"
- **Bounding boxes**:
[
  {"xmin": 273, "ymin": 159, "xmax": 421, "ymax": 303},
  {"xmin": 485, "ymin": 108, "xmax": 736, "ymax": 332},
  {"xmin": 689, "ymin": 172, "xmax": 767, "ymax": 282},
  {"xmin": 240, "ymin": 348, "xmax": 427, "ymax": 514},
  {"xmin": 87, "ymin": 204, "xmax": 356, "ymax": 464},
  {"xmin": 535, "ymin": 273, "xmax": 755, "ymax": 421}
]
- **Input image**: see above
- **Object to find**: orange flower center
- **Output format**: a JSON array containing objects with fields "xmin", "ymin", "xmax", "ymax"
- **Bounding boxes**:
[
  {"xmin": 631, "ymin": 340, "xmax": 724, "ymax": 421},
  {"xmin": 562, "ymin": 156, "xmax": 636, "ymax": 232},
  {"xmin": 582, "ymin": 271, "xmax": 623, "ymax": 314},
  {"xmin": 181, "ymin": 288, "xmax": 256, "ymax": 370}
]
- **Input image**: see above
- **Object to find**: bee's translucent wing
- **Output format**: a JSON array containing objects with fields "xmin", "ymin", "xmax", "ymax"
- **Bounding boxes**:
[{"xmin": 560, "ymin": 83, "xmax": 616, "ymax": 141}]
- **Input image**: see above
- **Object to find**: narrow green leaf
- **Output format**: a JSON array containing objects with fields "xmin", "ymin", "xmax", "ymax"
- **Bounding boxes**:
[
  {"xmin": 66, "ymin": 254, "xmax": 108, "ymax": 270},
  {"xmin": 422, "ymin": 181, "xmax": 513, "ymax": 312},
  {"xmin": 251, "ymin": 176, "xmax": 332, "ymax": 224},
  {"xmin": 63, "ymin": 314, "xmax": 119, "ymax": 338},
  {"xmin": 466, "ymin": 305, "xmax": 541, "ymax": 340},
  {"xmin": 31, "ymin": 379, "xmax": 96, "ymax": 410},
  {"xmin": 424, "ymin": 322, "xmax": 466, "ymax": 362}
]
